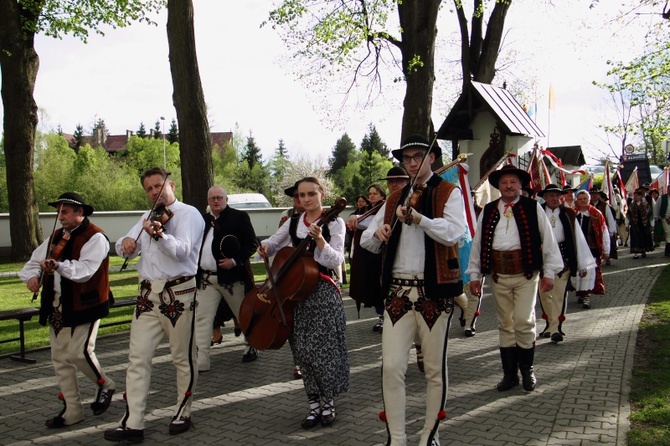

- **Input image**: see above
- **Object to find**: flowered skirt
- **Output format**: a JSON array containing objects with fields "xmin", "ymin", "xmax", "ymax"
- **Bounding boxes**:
[{"xmin": 290, "ymin": 278, "xmax": 350, "ymax": 399}]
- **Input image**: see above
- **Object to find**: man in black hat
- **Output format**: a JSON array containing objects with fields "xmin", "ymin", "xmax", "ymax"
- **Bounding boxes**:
[
  {"xmin": 106, "ymin": 167, "xmax": 204, "ymax": 442},
  {"xmin": 19, "ymin": 192, "xmax": 115, "ymax": 428},
  {"xmin": 361, "ymin": 134, "xmax": 466, "ymax": 446},
  {"xmin": 467, "ymin": 165, "xmax": 563, "ymax": 392},
  {"xmin": 536, "ymin": 184, "xmax": 596, "ymax": 343},
  {"xmin": 195, "ymin": 185, "xmax": 259, "ymax": 371},
  {"xmin": 562, "ymin": 185, "xmax": 576, "ymax": 209}
]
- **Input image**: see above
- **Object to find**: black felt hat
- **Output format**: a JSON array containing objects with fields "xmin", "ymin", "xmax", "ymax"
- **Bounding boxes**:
[
  {"xmin": 488, "ymin": 164, "xmax": 531, "ymax": 190},
  {"xmin": 284, "ymin": 181, "xmax": 300, "ymax": 198},
  {"xmin": 383, "ymin": 166, "xmax": 410, "ymax": 181},
  {"xmin": 537, "ymin": 183, "xmax": 566, "ymax": 197},
  {"xmin": 48, "ymin": 192, "xmax": 94, "ymax": 216},
  {"xmin": 391, "ymin": 134, "xmax": 441, "ymax": 161}
]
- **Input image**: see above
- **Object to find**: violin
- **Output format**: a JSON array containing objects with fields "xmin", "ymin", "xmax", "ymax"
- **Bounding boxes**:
[
  {"xmin": 148, "ymin": 205, "xmax": 174, "ymax": 240},
  {"xmin": 403, "ymin": 184, "xmax": 426, "ymax": 225},
  {"xmin": 31, "ymin": 230, "xmax": 71, "ymax": 301},
  {"xmin": 238, "ymin": 197, "xmax": 348, "ymax": 350},
  {"xmin": 44, "ymin": 231, "xmax": 71, "ymax": 274}
]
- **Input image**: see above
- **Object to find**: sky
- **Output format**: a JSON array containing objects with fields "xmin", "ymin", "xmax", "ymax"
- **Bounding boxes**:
[{"xmin": 1, "ymin": 0, "xmax": 661, "ymax": 165}]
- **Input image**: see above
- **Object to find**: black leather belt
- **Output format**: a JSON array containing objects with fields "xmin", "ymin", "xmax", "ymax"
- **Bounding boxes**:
[
  {"xmin": 391, "ymin": 277, "xmax": 425, "ymax": 287},
  {"xmin": 141, "ymin": 275, "xmax": 195, "ymax": 290}
]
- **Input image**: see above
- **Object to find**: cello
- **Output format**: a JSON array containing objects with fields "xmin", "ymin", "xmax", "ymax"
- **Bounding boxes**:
[{"xmin": 238, "ymin": 197, "xmax": 347, "ymax": 350}]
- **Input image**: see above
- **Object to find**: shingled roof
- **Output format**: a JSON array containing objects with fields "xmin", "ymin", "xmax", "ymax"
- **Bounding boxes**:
[{"xmin": 437, "ymin": 81, "xmax": 545, "ymax": 141}]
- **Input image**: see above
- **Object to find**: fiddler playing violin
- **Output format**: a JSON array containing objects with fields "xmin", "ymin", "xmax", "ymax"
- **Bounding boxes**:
[
  {"xmin": 247, "ymin": 177, "xmax": 349, "ymax": 431},
  {"xmin": 18, "ymin": 192, "xmax": 116, "ymax": 428},
  {"xmin": 359, "ymin": 134, "xmax": 467, "ymax": 446}
]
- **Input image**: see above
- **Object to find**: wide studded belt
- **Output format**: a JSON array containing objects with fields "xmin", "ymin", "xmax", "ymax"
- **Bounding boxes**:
[
  {"xmin": 141, "ymin": 275, "xmax": 195, "ymax": 290},
  {"xmin": 391, "ymin": 277, "xmax": 425, "ymax": 287},
  {"xmin": 491, "ymin": 249, "xmax": 524, "ymax": 275}
]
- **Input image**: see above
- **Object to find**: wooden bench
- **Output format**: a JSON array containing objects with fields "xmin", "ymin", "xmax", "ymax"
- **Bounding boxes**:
[
  {"xmin": 0, "ymin": 297, "xmax": 137, "ymax": 364},
  {"xmin": 0, "ymin": 307, "xmax": 41, "ymax": 363}
]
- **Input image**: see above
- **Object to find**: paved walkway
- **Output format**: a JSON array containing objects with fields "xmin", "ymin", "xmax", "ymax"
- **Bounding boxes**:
[{"xmin": 0, "ymin": 248, "xmax": 667, "ymax": 445}]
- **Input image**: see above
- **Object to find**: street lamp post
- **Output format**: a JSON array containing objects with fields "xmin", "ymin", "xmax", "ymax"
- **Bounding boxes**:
[{"xmin": 160, "ymin": 116, "xmax": 166, "ymax": 169}]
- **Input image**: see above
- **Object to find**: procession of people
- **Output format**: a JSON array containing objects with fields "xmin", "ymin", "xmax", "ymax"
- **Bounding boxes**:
[{"xmin": 17, "ymin": 137, "xmax": 668, "ymax": 445}]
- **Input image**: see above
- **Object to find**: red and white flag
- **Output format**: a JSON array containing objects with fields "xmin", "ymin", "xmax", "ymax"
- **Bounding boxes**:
[{"xmin": 624, "ymin": 167, "xmax": 639, "ymax": 195}]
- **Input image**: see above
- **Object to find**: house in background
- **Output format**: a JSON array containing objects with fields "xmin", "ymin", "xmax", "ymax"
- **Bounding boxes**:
[
  {"xmin": 436, "ymin": 81, "xmax": 545, "ymax": 185},
  {"xmin": 546, "ymin": 145, "xmax": 586, "ymax": 187},
  {"xmin": 60, "ymin": 129, "xmax": 233, "ymax": 154}
]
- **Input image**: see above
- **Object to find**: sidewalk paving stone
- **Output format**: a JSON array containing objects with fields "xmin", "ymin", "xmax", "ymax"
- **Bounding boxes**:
[{"xmin": 0, "ymin": 248, "xmax": 667, "ymax": 445}]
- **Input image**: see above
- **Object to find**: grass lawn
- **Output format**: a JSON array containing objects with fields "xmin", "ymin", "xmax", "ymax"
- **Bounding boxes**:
[
  {"xmin": 0, "ymin": 255, "xmax": 350, "ymax": 356},
  {"xmin": 627, "ymin": 263, "xmax": 670, "ymax": 446},
  {"xmin": 0, "ymin": 256, "xmax": 141, "ymax": 355}
]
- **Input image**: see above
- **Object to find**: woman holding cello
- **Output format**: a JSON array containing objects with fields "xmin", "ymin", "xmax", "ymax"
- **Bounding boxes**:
[
  {"xmin": 257, "ymin": 177, "xmax": 349, "ymax": 429},
  {"xmin": 346, "ymin": 183, "xmax": 387, "ymax": 330}
]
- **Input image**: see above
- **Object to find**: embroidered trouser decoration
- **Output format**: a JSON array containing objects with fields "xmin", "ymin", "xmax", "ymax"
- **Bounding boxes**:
[
  {"xmin": 159, "ymin": 286, "xmax": 194, "ymax": 327},
  {"xmin": 414, "ymin": 292, "xmax": 451, "ymax": 330},
  {"xmin": 135, "ymin": 287, "xmax": 154, "ymax": 319},
  {"xmin": 385, "ymin": 286, "xmax": 413, "ymax": 326}
]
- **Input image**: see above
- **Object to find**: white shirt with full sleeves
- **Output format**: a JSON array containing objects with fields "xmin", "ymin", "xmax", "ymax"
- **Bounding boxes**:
[
  {"xmin": 543, "ymin": 206, "xmax": 597, "ymax": 291},
  {"xmin": 466, "ymin": 198, "xmax": 564, "ymax": 282},
  {"xmin": 115, "ymin": 199, "xmax": 205, "ymax": 281},
  {"xmin": 19, "ymin": 228, "xmax": 109, "ymax": 295},
  {"xmin": 360, "ymin": 179, "xmax": 466, "ymax": 277},
  {"xmin": 262, "ymin": 214, "xmax": 345, "ymax": 271}
]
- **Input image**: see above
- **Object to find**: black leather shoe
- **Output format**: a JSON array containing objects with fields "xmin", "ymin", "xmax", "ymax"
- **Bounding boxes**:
[
  {"xmin": 104, "ymin": 427, "xmax": 144, "ymax": 443},
  {"xmin": 551, "ymin": 332, "xmax": 564, "ymax": 343},
  {"xmin": 46, "ymin": 415, "xmax": 83, "ymax": 428},
  {"xmin": 242, "ymin": 346, "xmax": 258, "ymax": 363},
  {"xmin": 320, "ymin": 401, "xmax": 336, "ymax": 427},
  {"xmin": 464, "ymin": 329, "xmax": 475, "ymax": 337},
  {"xmin": 91, "ymin": 388, "xmax": 115, "ymax": 415},
  {"xmin": 169, "ymin": 416, "xmax": 193, "ymax": 435},
  {"xmin": 301, "ymin": 409, "xmax": 321, "ymax": 429},
  {"xmin": 210, "ymin": 335, "xmax": 223, "ymax": 346},
  {"xmin": 45, "ymin": 416, "xmax": 65, "ymax": 429}
]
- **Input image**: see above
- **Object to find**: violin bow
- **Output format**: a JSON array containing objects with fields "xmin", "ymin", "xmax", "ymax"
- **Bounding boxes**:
[
  {"xmin": 31, "ymin": 207, "xmax": 61, "ymax": 301},
  {"xmin": 120, "ymin": 172, "xmax": 171, "ymax": 271}
]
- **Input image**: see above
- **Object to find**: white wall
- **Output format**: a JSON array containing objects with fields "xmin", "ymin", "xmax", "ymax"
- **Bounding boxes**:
[
  {"xmin": 0, "ymin": 206, "xmax": 356, "ymax": 256},
  {"xmin": 0, "ymin": 208, "xmax": 286, "ymax": 256}
]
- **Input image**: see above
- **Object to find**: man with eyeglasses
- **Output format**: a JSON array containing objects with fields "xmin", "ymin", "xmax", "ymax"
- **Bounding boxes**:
[
  {"xmin": 195, "ymin": 185, "xmax": 259, "ymax": 369},
  {"xmin": 361, "ymin": 134, "xmax": 466, "ymax": 446}
]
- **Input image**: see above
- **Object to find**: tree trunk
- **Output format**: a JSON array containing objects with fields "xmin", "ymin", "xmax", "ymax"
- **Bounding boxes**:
[
  {"xmin": 166, "ymin": 0, "xmax": 213, "ymax": 212},
  {"xmin": 397, "ymin": 0, "xmax": 441, "ymax": 144},
  {"xmin": 474, "ymin": 0, "xmax": 510, "ymax": 83},
  {"xmin": 0, "ymin": 2, "xmax": 43, "ymax": 260}
]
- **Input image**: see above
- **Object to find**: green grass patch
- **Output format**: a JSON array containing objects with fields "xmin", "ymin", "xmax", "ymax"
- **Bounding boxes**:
[
  {"xmin": 0, "ymin": 256, "xmax": 140, "ymax": 356},
  {"xmin": 628, "ymin": 264, "xmax": 670, "ymax": 446}
]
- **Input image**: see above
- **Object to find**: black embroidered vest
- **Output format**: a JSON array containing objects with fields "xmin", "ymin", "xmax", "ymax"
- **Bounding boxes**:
[
  {"xmin": 543, "ymin": 204, "xmax": 578, "ymax": 276},
  {"xmin": 480, "ymin": 196, "xmax": 543, "ymax": 275}
]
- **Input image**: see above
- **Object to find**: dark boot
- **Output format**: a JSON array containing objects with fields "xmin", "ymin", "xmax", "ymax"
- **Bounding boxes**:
[
  {"xmin": 665, "ymin": 243, "xmax": 670, "ymax": 257},
  {"xmin": 516, "ymin": 345, "xmax": 537, "ymax": 391},
  {"xmin": 496, "ymin": 347, "xmax": 519, "ymax": 391}
]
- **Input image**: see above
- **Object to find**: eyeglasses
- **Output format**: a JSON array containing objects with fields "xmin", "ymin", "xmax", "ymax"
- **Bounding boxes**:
[
  {"xmin": 208, "ymin": 196, "xmax": 225, "ymax": 202},
  {"xmin": 402, "ymin": 152, "xmax": 425, "ymax": 164}
]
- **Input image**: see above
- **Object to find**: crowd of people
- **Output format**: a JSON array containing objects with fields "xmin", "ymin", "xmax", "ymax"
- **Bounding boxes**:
[{"xmin": 18, "ymin": 141, "xmax": 670, "ymax": 445}]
